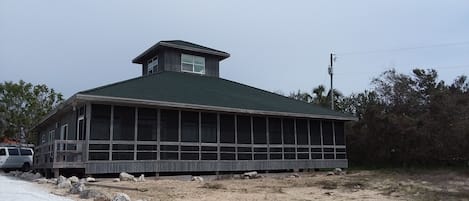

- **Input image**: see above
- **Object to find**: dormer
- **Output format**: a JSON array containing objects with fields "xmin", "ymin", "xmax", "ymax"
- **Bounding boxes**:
[{"xmin": 132, "ymin": 40, "xmax": 230, "ymax": 77}]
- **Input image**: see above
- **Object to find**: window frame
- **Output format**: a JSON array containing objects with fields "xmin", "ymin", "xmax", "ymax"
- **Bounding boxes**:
[
  {"xmin": 60, "ymin": 124, "xmax": 68, "ymax": 140},
  {"xmin": 180, "ymin": 54, "xmax": 205, "ymax": 74},
  {"xmin": 48, "ymin": 130, "xmax": 55, "ymax": 142},
  {"xmin": 147, "ymin": 56, "xmax": 158, "ymax": 74}
]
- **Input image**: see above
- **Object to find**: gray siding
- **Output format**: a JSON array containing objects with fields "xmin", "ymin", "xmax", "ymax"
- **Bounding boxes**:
[
  {"xmin": 86, "ymin": 160, "xmax": 348, "ymax": 174},
  {"xmin": 141, "ymin": 47, "xmax": 220, "ymax": 77}
]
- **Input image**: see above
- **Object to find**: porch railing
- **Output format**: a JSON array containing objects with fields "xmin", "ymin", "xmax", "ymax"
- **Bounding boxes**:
[{"xmin": 34, "ymin": 140, "xmax": 85, "ymax": 168}]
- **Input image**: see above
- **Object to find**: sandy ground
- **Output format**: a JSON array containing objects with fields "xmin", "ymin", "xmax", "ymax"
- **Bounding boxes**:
[
  {"xmin": 41, "ymin": 169, "xmax": 469, "ymax": 201},
  {"xmin": 0, "ymin": 174, "xmax": 72, "ymax": 201}
]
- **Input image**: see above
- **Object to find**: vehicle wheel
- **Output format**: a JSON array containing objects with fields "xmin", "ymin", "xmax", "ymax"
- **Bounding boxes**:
[{"xmin": 21, "ymin": 163, "xmax": 31, "ymax": 172}]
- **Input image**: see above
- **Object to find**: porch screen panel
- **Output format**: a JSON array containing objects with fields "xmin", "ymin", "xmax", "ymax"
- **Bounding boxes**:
[
  {"xmin": 160, "ymin": 109, "xmax": 179, "ymax": 142},
  {"xmin": 220, "ymin": 114, "xmax": 235, "ymax": 143},
  {"xmin": 113, "ymin": 106, "xmax": 135, "ymax": 140},
  {"xmin": 334, "ymin": 121, "xmax": 345, "ymax": 145},
  {"xmin": 236, "ymin": 115, "xmax": 251, "ymax": 144},
  {"xmin": 310, "ymin": 120, "xmax": 321, "ymax": 145},
  {"xmin": 253, "ymin": 117, "xmax": 267, "ymax": 144},
  {"xmin": 322, "ymin": 121, "xmax": 334, "ymax": 145},
  {"xmin": 137, "ymin": 108, "xmax": 157, "ymax": 141},
  {"xmin": 296, "ymin": 119, "xmax": 308, "ymax": 145},
  {"xmin": 282, "ymin": 118, "xmax": 295, "ymax": 144},
  {"xmin": 90, "ymin": 104, "xmax": 111, "ymax": 140},
  {"xmin": 181, "ymin": 111, "xmax": 199, "ymax": 142},
  {"xmin": 268, "ymin": 118, "xmax": 282, "ymax": 144},
  {"xmin": 201, "ymin": 112, "xmax": 217, "ymax": 143}
]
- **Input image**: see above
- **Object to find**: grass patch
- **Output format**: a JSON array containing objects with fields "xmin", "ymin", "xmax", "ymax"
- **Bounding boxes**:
[
  {"xmin": 316, "ymin": 180, "xmax": 338, "ymax": 190},
  {"xmin": 201, "ymin": 183, "xmax": 226, "ymax": 190}
]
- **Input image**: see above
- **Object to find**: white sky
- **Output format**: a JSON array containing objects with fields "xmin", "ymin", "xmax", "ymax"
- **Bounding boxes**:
[{"xmin": 1, "ymin": 0, "xmax": 469, "ymax": 97}]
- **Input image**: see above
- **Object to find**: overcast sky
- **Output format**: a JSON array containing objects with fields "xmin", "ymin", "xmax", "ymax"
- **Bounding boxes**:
[{"xmin": 1, "ymin": 1, "xmax": 469, "ymax": 98}]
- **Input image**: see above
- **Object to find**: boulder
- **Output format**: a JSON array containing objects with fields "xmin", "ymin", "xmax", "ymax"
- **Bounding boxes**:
[
  {"xmin": 113, "ymin": 178, "xmax": 120, "ymax": 182},
  {"xmin": 112, "ymin": 193, "xmax": 131, "ymax": 201},
  {"xmin": 57, "ymin": 175, "xmax": 67, "ymax": 184},
  {"xmin": 137, "ymin": 174, "xmax": 145, "ymax": 182},
  {"xmin": 34, "ymin": 178, "xmax": 49, "ymax": 184},
  {"xmin": 57, "ymin": 179, "xmax": 72, "ymax": 189},
  {"xmin": 47, "ymin": 178, "xmax": 58, "ymax": 184},
  {"xmin": 243, "ymin": 171, "xmax": 259, "ymax": 179},
  {"xmin": 333, "ymin": 168, "xmax": 342, "ymax": 175},
  {"xmin": 191, "ymin": 176, "xmax": 204, "ymax": 182},
  {"xmin": 31, "ymin": 173, "xmax": 43, "ymax": 180},
  {"xmin": 20, "ymin": 172, "xmax": 36, "ymax": 180},
  {"xmin": 70, "ymin": 182, "xmax": 86, "ymax": 194},
  {"xmin": 119, "ymin": 172, "xmax": 135, "ymax": 181},
  {"xmin": 86, "ymin": 177, "xmax": 96, "ymax": 182},
  {"xmin": 80, "ymin": 189, "xmax": 106, "ymax": 199},
  {"xmin": 326, "ymin": 171, "xmax": 335, "ymax": 176},
  {"xmin": 69, "ymin": 176, "xmax": 79, "ymax": 183}
]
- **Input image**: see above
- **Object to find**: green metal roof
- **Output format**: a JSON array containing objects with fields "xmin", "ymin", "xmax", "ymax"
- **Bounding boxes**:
[{"xmin": 78, "ymin": 72, "xmax": 355, "ymax": 120}]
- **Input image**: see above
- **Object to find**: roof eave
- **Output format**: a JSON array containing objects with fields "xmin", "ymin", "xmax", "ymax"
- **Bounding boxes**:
[
  {"xmin": 31, "ymin": 94, "xmax": 78, "ymax": 131},
  {"xmin": 132, "ymin": 42, "xmax": 230, "ymax": 64},
  {"xmin": 76, "ymin": 94, "xmax": 357, "ymax": 121}
]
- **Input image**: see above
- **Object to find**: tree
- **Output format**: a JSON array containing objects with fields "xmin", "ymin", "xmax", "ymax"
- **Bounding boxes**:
[
  {"xmin": 289, "ymin": 84, "xmax": 345, "ymax": 111},
  {"xmin": 0, "ymin": 80, "xmax": 63, "ymax": 143},
  {"xmin": 345, "ymin": 68, "xmax": 469, "ymax": 167}
]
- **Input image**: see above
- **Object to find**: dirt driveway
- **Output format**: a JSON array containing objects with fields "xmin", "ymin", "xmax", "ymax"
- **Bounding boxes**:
[{"xmin": 46, "ymin": 169, "xmax": 469, "ymax": 201}]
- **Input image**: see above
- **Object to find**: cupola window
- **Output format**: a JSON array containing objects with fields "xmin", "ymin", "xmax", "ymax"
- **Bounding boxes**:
[
  {"xmin": 147, "ymin": 56, "xmax": 158, "ymax": 74},
  {"xmin": 181, "ymin": 54, "xmax": 205, "ymax": 74}
]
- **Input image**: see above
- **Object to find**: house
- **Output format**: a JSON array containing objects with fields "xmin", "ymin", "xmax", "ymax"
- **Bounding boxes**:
[{"xmin": 33, "ymin": 40, "xmax": 356, "ymax": 177}]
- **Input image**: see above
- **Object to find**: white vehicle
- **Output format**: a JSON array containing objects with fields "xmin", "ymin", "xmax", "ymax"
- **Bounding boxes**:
[{"xmin": 0, "ymin": 147, "xmax": 34, "ymax": 172}]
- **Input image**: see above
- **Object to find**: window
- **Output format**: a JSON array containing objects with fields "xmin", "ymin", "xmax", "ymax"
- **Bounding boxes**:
[
  {"xmin": 236, "ymin": 115, "xmax": 251, "ymax": 144},
  {"xmin": 160, "ymin": 110, "xmax": 179, "ymax": 142},
  {"xmin": 201, "ymin": 113, "xmax": 217, "ymax": 143},
  {"xmin": 181, "ymin": 111, "xmax": 199, "ymax": 142},
  {"xmin": 20, "ymin": 149, "xmax": 32, "ymax": 156},
  {"xmin": 322, "ymin": 121, "xmax": 334, "ymax": 145},
  {"xmin": 220, "ymin": 114, "xmax": 235, "ymax": 143},
  {"xmin": 60, "ymin": 124, "xmax": 68, "ymax": 140},
  {"xmin": 90, "ymin": 104, "xmax": 111, "ymax": 140},
  {"xmin": 8, "ymin": 149, "xmax": 19, "ymax": 156},
  {"xmin": 112, "ymin": 144, "xmax": 134, "ymax": 160},
  {"xmin": 296, "ymin": 119, "xmax": 308, "ymax": 145},
  {"xmin": 147, "ymin": 56, "xmax": 158, "ymax": 74},
  {"xmin": 137, "ymin": 108, "xmax": 157, "ymax": 141},
  {"xmin": 282, "ymin": 119, "xmax": 295, "ymax": 145},
  {"xmin": 89, "ymin": 152, "xmax": 109, "ymax": 160},
  {"xmin": 113, "ymin": 106, "xmax": 135, "ymax": 141},
  {"xmin": 41, "ymin": 134, "xmax": 46, "ymax": 144},
  {"xmin": 253, "ymin": 117, "xmax": 267, "ymax": 144},
  {"xmin": 0, "ymin": 149, "xmax": 6, "ymax": 156},
  {"xmin": 268, "ymin": 118, "xmax": 282, "ymax": 144},
  {"xmin": 181, "ymin": 54, "xmax": 205, "ymax": 74},
  {"xmin": 48, "ymin": 130, "xmax": 55, "ymax": 142},
  {"xmin": 334, "ymin": 121, "xmax": 345, "ymax": 145},
  {"xmin": 310, "ymin": 120, "xmax": 321, "ymax": 145}
]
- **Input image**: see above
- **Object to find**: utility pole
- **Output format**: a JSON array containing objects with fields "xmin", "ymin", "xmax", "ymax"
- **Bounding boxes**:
[{"xmin": 328, "ymin": 53, "xmax": 335, "ymax": 110}]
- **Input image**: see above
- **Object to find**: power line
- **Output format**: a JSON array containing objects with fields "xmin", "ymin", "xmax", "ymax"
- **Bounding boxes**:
[{"xmin": 338, "ymin": 41, "xmax": 469, "ymax": 56}]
